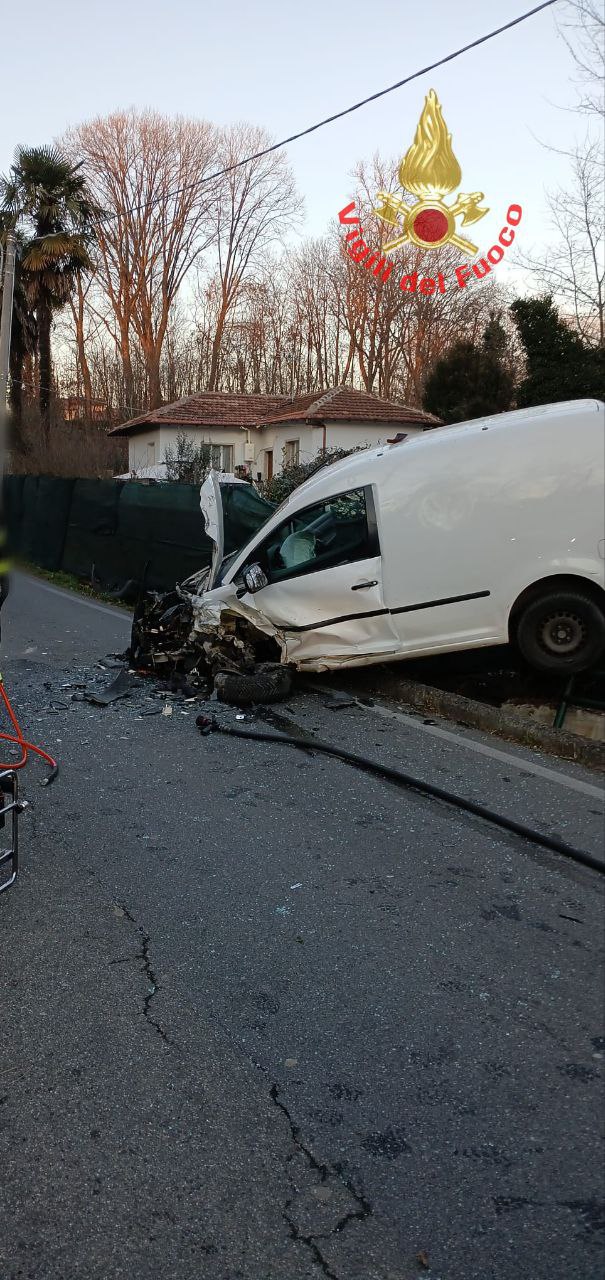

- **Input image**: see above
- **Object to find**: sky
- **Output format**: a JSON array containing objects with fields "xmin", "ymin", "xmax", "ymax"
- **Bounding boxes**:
[{"xmin": 3, "ymin": 0, "xmax": 591, "ymax": 290}]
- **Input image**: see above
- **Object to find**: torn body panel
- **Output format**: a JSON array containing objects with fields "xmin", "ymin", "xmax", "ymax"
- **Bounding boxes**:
[{"xmin": 186, "ymin": 581, "xmax": 397, "ymax": 673}]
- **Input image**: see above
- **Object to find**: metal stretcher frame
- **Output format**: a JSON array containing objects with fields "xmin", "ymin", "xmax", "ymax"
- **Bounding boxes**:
[{"xmin": 0, "ymin": 771, "xmax": 27, "ymax": 895}]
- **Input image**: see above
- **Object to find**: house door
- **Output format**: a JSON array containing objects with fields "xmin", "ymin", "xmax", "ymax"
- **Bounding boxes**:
[{"xmin": 265, "ymin": 450, "xmax": 273, "ymax": 481}]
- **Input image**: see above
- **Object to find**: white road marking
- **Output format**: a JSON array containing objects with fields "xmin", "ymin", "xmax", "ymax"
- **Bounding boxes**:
[
  {"xmin": 365, "ymin": 701, "xmax": 604, "ymax": 800},
  {"xmin": 312, "ymin": 683, "xmax": 604, "ymax": 801}
]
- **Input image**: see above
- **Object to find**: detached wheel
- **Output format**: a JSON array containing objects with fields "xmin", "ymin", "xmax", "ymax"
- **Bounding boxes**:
[
  {"xmin": 214, "ymin": 663, "xmax": 292, "ymax": 705},
  {"xmin": 515, "ymin": 588, "xmax": 605, "ymax": 673}
]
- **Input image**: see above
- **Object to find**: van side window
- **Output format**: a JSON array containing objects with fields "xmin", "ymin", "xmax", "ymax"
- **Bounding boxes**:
[{"xmin": 254, "ymin": 486, "xmax": 378, "ymax": 583}]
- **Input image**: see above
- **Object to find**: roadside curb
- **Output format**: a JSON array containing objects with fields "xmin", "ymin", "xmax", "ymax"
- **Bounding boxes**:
[{"xmin": 322, "ymin": 673, "xmax": 605, "ymax": 771}]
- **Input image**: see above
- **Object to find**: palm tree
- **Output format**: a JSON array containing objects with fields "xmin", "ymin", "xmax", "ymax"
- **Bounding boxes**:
[
  {"xmin": 0, "ymin": 146, "xmax": 99, "ymax": 431},
  {"xmin": 0, "ymin": 223, "xmax": 37, "ymax": 434}
]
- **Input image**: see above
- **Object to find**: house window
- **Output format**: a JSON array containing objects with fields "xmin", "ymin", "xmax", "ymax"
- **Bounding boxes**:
[
  {"xmin": 265, "ymin": 450, "xmax": 273, "ymax": 480},
  {"xmin": 252, "ymin": 487, "xmax": 378, "ymax": 584},
  {"xmin": 210, "ymin": 444, "xmax": 233, "ymax": 472},
  {"xmin": 284, "ymin": 439, "xmax": 299, "ymax": 466}
]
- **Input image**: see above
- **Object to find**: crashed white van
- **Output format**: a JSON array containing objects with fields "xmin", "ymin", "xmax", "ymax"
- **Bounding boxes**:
[{"xmin": 190, "ymin": 400, "xmax": 605, "ymax": 675}]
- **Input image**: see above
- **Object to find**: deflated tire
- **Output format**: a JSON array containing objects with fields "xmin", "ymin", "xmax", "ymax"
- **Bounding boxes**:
[{"xmin": 214, "ymin": 663, "xmax": 292, "ymax": 705}]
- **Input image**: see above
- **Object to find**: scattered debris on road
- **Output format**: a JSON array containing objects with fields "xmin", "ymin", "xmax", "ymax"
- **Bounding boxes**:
[
  {"xmin": 84, "ymin": 668, "xmax": 135, "ymax": 706},
  {"xmin": 129, "ymin": 588, "xmax": 288, "ymax": 705}
]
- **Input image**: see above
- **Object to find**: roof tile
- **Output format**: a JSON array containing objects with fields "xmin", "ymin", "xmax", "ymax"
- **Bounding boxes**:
[
  {"xmin": 257, "ymin": 386, "xmax": 439, "ymax": 426},
  {"xmin": 110, "ymin": 386, "xmax": 439, "ymax": 436}
]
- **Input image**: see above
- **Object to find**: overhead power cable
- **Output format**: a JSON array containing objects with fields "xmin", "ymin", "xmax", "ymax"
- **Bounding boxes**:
[{"xmin": 106, "ymin": 0, "xmax": 559, "ymax": 221}]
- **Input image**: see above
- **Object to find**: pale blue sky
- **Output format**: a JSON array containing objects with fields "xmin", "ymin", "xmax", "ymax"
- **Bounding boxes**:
[{"xmin": 4, "ymin": 0, "xmax": 588, "ymax": 282}]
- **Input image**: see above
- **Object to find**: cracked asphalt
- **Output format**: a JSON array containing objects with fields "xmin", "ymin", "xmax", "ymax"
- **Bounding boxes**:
[{"xmin": 0, "ymin": 571, "xmax": 604, "ymax": 1280}]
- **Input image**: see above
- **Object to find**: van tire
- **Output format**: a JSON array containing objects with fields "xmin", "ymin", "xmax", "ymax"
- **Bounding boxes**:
[
  {"xmin": 214, "ymin": 663, "xmax": 292, "ymax": 705},
  {"xmin": 514, "ymin": 588, "xmax": 605, "ymax": 673}
]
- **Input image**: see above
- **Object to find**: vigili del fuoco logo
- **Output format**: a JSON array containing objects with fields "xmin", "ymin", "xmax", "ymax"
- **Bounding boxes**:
[{"xmin": 338, "ymin": 89, "xmax": 522, "ymax": 295}]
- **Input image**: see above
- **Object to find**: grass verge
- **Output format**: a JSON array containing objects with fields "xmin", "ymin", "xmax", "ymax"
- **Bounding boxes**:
[{"xmin": 15, "ymin": 560, "xmax": 133, "ymax": 612}]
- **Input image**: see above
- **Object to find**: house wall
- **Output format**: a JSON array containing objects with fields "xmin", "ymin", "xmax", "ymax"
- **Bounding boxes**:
[
  {"xmin": 128, "ymin": 426, "xmax": 249, "ymax": 474},
  {"xmin": 127, "ymin": 419, "xmax": 430, "ymax": 477},
  {"xmin": 253, "ymin": 419, "xmax": 427, "ymax": 478},
  {"xmin": 159, "ymin": 426, "xmax": 247, "ymax": 470},
  {"xmin": 321, "ymin": 420, "xmax": 426, "ymax": 452},
  {"xmin": 130, "ymin": 430, "xmax": 163, "ymax": 472},
  {"xmin": 251, "ymin": 424, "xmax": 316, "ymax": 478}
]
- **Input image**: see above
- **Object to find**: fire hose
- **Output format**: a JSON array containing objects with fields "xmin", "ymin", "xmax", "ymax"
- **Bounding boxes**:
[
  {"xmin": 0, "ymin": 675, "xmax": 58, "ymax": 784},
  {"xmin": 197, "ymin": 715, "xmax": 604, "ymax": 877}
]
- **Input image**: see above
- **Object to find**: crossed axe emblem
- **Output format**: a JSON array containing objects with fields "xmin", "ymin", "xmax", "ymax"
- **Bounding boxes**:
[{"xmin": 374, "ymin": 190, "xmax": 489, "ymax": 256}]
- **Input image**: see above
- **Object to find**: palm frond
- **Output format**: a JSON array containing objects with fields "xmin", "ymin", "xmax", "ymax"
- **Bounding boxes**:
[{"xmin": 21, "ymin": 231, "xmax": 94, "ymax": 272}]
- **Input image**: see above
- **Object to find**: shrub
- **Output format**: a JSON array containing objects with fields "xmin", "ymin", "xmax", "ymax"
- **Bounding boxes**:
[{"xmin": 259, "ymin": 446, "xmax": 363, "ymax": 504}]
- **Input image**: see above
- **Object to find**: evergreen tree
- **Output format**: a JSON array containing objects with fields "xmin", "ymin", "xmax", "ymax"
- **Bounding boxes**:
[
  {"xmin": 422, "ymin": 318, "xmax": 515, "ymax": 425},
  {"xmin": 510, "ymin": 296, "xmax": 604, "ymax": 407}
]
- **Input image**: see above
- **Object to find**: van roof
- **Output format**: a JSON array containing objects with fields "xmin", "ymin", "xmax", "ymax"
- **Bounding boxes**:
[{"xmin": 280, "ymin": 399, "xmax": 604, "ymax": 512}]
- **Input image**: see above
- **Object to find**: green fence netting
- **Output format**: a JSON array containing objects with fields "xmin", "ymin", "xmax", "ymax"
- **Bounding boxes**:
[
  {"xmin": 5, "ymin": 475, "xmax": 276, "ymax": 592},
  {"xmin": 221, "ymin": 483, "xmax": 275, "ymax": 553},
  {"xmin": 116, "ymin": 484, "xmax": 214, "ymax": 590},
  {"xmin": 26, "ymin": 477, "xmax": 75, "ymax": 571},
  {"xmin": 61, "ymin": 479, "xmax": 124, "ymax": 583},
  {"xmin": 3, "ymin": 476, "xmax": 25, "ymax": 558}
]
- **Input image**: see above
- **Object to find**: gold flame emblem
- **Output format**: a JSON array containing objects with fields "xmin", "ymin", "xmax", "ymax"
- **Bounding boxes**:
[{"xmin": 374, "ymin": 89, "xmax": 489, "ymax": 255}]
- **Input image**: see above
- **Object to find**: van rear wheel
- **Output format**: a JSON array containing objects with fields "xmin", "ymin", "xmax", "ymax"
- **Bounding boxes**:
[{"xmin": 515, "ymin": 588, "xmax": 605, "ymax": 673}]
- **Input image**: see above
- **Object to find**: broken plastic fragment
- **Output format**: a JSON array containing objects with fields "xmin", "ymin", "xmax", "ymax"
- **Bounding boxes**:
[{"xmin": 84, "ymin": 669, "xmax": 135, "ymax": 706}]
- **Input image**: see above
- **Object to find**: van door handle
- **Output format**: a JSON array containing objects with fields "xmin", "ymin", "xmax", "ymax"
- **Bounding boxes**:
[{"xmin": 351, "ymin": 580, "xmax": 378, "ymax": 590}]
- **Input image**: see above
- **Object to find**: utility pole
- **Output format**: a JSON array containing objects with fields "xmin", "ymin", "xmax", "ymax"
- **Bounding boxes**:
[{"xmin": 0, "ymin": 230, "xmax": 17, "ymax": 481}]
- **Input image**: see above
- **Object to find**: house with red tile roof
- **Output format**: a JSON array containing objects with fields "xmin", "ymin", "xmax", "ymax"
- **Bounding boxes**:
[{"xmin": 110, "ymin": 386, "xmax": 440, "ymax": 479}]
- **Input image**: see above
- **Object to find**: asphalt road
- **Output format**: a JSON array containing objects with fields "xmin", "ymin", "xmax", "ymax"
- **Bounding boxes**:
[{"xmin": 1, "ymin": 571, "xmax": 604, "ymax": 1280}]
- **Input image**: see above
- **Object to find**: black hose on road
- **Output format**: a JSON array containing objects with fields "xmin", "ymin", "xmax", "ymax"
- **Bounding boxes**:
[{"xmin": 197, "ymin": 717, "xmax": 605, "ymax": 877}]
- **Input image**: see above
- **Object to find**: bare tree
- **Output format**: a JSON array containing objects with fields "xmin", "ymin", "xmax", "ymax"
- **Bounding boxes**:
[
  {"xmin": 66, "ymin": 271, "xmax": 95, "ymax": 415},
  {"xmin": 557, "ymin": 0, "xmax": 604, "ymax": 118},
  {"xmin": 51, "ymin": 133, "xmax": 508, "ymax": 413},
  {"xmin": 334, "ymin": 157, "xmax": 504, "ymax": 401},
  {"xmin": 516, "ymin": 2, "xmax": 604, "ymax": 343},
  {"xmin": 205, "ymin": 124, "xmax": 302, "ymax": 390},
  {"xmin": 64, "ymin": 109, "xmax": 218, "ymax": 409},
  {"xmin": 520, "ymin": 143, "xmax": 603, "ymax": 344}
]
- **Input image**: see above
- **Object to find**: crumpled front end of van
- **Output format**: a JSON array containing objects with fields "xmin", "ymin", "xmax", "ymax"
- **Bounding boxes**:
[
  {"xmin": 190, "ymin": 581, "xmax": 297, "ymax": 667},
  {"xmin": 130, "ymin": 470, "xmax": 388, "ymax": 678},
  {"xmin": 130, "ymin": 582, "xmax": 282, "ymax": 685},
  {"xmin": 188, "ymin": 583, "xmax": 397, "ymax": 673}
]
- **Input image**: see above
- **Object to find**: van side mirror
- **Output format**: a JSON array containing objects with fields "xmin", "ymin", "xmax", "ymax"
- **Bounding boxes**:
[{"xmin": 243, "ymin": 563, "xmax": 268, "ymax": 594}]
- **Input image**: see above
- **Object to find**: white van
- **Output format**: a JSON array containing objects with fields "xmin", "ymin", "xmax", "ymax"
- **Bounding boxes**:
[{"xmin": 192, "ymin": 400, "xmax": 605, "ymax": 674}]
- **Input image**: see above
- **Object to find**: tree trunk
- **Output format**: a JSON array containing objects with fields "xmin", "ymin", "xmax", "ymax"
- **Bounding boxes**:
[
  {"xmin": 37, "ymin": 296, "xmax": 52, "ymax": 436},
  {"xmin": 119, "ymin": 319, "xmax": 134, "ymax": 412},
  {"xmin": 8, "ymin": 344, "xmax": 23, "ymax": 424},
  {"xmin": 137, "ymin": 322, "xmax": 166, "ymax": 410},
  {"xmin": 74, "ymin": 277, "xmax": 94, "ymax": 417},
  {"xmin": 8, "ymin": 340, "xmax": 25, "ymax": 454},
  {"xmin": 147, "ymin": 349, "xmax": 162, "ymax": 410},
  {"xmin": 208, "ymin": 300, "xmax": 228, "ymax": 391}
]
